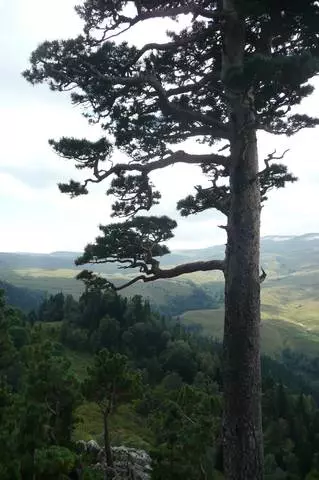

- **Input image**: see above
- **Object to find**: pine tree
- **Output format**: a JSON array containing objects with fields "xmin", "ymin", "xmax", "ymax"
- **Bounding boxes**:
[
  {"xmin": 23, "ymin": 1, "xmax": 319, "ymax": 477},
  {"xmin": 82, "ymin": 349, "xmax": 142, "ymax": 468}
]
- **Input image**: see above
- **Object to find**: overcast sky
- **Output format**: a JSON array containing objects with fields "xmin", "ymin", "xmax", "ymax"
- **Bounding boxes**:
[{"xmin": 0, "ymin": 0, "xmax": 318, "ymax": 253}]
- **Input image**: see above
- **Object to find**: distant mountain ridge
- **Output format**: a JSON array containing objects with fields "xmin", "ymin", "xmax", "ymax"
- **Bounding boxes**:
[
  {"xmin": 263, "ymin": 233, "xmax": 319, "ymax": 241},
  {"xmin": 2, "ymin": 233, "xmax": 318, "ymax": 270}
]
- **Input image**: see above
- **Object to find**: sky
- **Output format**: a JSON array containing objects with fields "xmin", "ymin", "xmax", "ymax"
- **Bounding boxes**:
[{"xmin": 0, "ymin": 0, "xmax": 318, "ymax": 253}]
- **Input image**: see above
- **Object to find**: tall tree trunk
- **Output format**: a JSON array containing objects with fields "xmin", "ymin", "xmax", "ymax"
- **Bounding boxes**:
[
  {"xmin": 221, "ymin": 1, "xmax": 264, "ymax": 479},
  {"xmin": 103, "ymin": 413, "xmax": 114, "ymax": 468}
]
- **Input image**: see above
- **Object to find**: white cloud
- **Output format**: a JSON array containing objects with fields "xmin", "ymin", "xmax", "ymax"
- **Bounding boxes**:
[{"xmin": 0, "ymin": 173, "xmax": 38, "ymax": 200}]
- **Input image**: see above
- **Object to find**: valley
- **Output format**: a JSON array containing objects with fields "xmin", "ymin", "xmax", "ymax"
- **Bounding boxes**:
[{"xmin": 1, "ymin": 233, "xmax": 319, "ymax": 358}]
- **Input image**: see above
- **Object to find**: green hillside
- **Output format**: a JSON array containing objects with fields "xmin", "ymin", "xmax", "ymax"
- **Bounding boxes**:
[
  {"xmin": 1, "ymin": 233, "xmax": 319, "ymax": 355},
  {"xmin": 181, "ymin": 308, "xmax": 319, "ymax": 357}
]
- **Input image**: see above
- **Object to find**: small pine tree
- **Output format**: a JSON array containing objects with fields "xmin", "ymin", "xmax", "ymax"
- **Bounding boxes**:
[{"xmin": 82, "ymin": 349, "xmax": 142, "ymax": 467}]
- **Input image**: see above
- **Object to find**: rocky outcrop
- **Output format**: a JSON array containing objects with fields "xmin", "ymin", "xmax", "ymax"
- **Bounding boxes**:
[{"xmin": 76, "ymin": 440, "xmax": 151, "ymax": 479}]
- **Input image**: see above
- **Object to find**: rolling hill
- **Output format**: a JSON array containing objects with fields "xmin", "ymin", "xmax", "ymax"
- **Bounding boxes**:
[
  {"xmin": 181, "ymin": 308, "xmax": 319, "ymax": 357},
  {"xmin": 1, "ymin": 233, "xmax": 318, "ymax": 356}
]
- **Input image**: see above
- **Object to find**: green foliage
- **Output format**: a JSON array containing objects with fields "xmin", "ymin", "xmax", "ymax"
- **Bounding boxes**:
[
  {"xmin": 61, "ymin": 323, "xmax": 89, "ymax": 351},
  {"xmin": 0, "ymin": 292, "xmax": 16, "ymax": 371},
  {"xmin": 75, "ymin": 216, "xmax": 177, "ymax": 291},
  {"xmin": 0, "ymin": 292, "xmax": 81, "ymax": 479},
  {"xmin": 306, "ymin": 471, "xmax": 319, "ymax": 480},
  {"xmin": 263, "ymin": 384, "xmax": 319, "ymax": 477},
  {"xmin": 82, "ymin": 349, "xmax": 143, "ymax": 466},
  {"xmin": 22, "ymin": 340, "xmax": 81, "ymax": 446},
  {"xmin": 38, "ymin": 292, "xmax": 65, "ymax": 322},
  {"xmin": 0, "ymin": 380, "xmax": 21, "ymax": 479},
  {"xmin": 2, "ymin": 276, "xmax": 319, "ymax": 478},
  {"xmin": 83, "ymin": 349, "xmax": 142, "ymax": 414},
  {"xmin": 160, "ymin": 339, "xmax": 197, "ymax": 382},
  {"xmin": 89, "ymin": 315, "xmax": 121, "ymax": 352},
  {"xmin": 82, "ymin": 467, "xmax": 105, "ymax": 480},
  {"xmin": 150, "ymin": 384, "xmax": 223, "ymax": 480},
  {"xmin": 8, "ymin": 325, "xmax": 31, "ymax": 349},
  {"xmin": 76, "ymin": 216, "xmax": 176, "ymax": 267},
  {"xmin": 34, "ymin": 446, "xmax": 76, "ymax": 479}
]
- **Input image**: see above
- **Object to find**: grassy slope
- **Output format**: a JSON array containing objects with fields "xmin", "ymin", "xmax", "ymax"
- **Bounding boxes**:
[
  {"xmin": 179, "ymin": 239, "xmax": 319, "ymax": 355},
  {"xmin": 181, "ymin": 307, "xmax": 319, "ymax": 357},
  {"xmin": 73, "ymin": 362, "xmax": 153, "ymax": 448},
  {"xmin": 1, "ymin": 268, "xmax": 83, "ymax": 297},
  {"xmin": 75, "ymin": 403, "xmax": 153, "ymax": 449}
]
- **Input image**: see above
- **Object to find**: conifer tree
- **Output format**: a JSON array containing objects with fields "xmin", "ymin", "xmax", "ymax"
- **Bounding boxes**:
[
  {"xmin": 24, "ymin": 1, "xmax": 319, "ymax": 477},
  {"xmin": 82, "ymin": 349, "xmax": 141, "ymax": 468}
]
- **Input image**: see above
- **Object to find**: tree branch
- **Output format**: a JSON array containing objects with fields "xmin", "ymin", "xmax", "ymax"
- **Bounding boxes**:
[
  {"xmin": 61, "ymin": 150, "xmax": 229, "ymax": 194},
  {"xmin": 81, "ymin": 62, "xmax": 229, "ymax": 136},
  {"xmin": 259, "ymin": 268, "xmax": 267, "ymax": 284},
  {"xmin": 37, "ymin": 59, "xmax": 227, "ymax": 135},
  {"xmin": 177, "ymin": 164, "xmax": 230, "ymax": 217},
  {"xmin": 127, "ymin": 5, "xmax": 220, "ymax": 22},
  {"xmin": 262, "ymin": 149, "xmax": 290, "ymax": 169},
  {"xmin": 131, "ymin": 28, "xmax": 216, "ymax": 65},
  {"xmin": 112, "ymin": 259, "xmax": 225, "ymax": 291},
  {"xmin": 146, "ymin": 71, "xmax": 224, "ymax": 102},
  {"xmin": 132, "ymin": 39, "xmax": 193, "ymax": 64},
  {"xmin": 85, "ymin": 5, "xmax": 221, "ymax": 41},
  {"xmin": 146, "ymin": 75, "xmax": 227, "ymax": 133},
  {"xmin": 256, "ymin": 148, "xmax": 297, "ymax": 202}
]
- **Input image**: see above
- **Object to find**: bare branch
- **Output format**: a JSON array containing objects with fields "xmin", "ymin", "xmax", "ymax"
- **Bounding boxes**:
[
  {"xmin": 259, "ymin": 267, "xmax": 267, "ymax": 284},
  {"xmin": 147, "ymin": 72, "xmax": 223, "ymax": 101},
  {"xmin": 133, "ymin": 39, "xmax": 190, "ymax": 63},
  {"xmin": 218, "ymin": 143, "xmax": 230, "ymax": 152},
  {"xmin": 263, "ymin": 149, "xmax": 290, "ymax": 169},
  {"xmin": 77, "ymin": 150, "xmax": 229, "ymax": 190},
  {"xmin": 113, "ymin": 259, "xmax": 225, "ymax": 291}
]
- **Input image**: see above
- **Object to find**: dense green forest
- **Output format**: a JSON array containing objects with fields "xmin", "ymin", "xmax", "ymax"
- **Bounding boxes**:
[{"xmin": 1, "ymin": 286, "xmax": 319, "ymax": 479}]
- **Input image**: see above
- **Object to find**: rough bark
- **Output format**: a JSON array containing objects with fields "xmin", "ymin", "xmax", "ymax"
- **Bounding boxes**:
[
  {"xmin": 103, "ymin": 413, "xmax": 114, "ymax": 469},
  {"xmin": 223, "ymin": 105, "xmax": 263, "ymax": 480},
  {"xmin": 222, "ymin": 1, "xmax": 264, "ymax": 479}
]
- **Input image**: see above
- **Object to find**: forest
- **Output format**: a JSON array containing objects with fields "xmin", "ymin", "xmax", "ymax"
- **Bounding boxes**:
[{"xmin": 1, "ymin": 287, "xmax": 319, "ymax": 479}]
